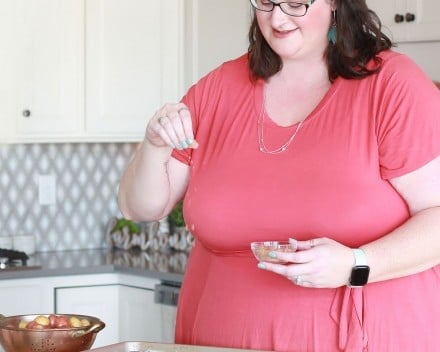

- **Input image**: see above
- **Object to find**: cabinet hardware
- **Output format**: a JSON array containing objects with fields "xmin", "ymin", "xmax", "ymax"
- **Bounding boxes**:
[
  {"xmin": 405, "ymin": 13, "xmax": 416, "ymax": 22},
  {"xmin": 394, "ymin": 14, "xmax": 404, "ymax": 23},
  {"xmin": 22, "ymin": 110, "xmax": 31, "ymax": 118}
]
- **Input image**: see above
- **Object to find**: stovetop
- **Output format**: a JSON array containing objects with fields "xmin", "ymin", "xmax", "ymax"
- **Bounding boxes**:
[{"xmin": 0, "ymin": 248, "xmax": 41, "ymax": 271}]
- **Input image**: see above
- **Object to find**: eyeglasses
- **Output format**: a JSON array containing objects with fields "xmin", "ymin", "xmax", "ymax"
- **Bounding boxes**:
[{"xmin": 249, "ymin": 0, "xmax": 316, "ymax": 17}]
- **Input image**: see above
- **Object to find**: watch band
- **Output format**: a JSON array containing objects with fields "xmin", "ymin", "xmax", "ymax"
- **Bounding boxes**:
[{"xmin": 352, "ymin": 248, "xmax": 368, "ymax": 266}]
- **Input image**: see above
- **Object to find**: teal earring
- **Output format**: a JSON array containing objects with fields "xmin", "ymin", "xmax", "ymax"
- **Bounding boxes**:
[{"xmin": 327, "ymin": 10, "xmax": 337, "ymax": 45}]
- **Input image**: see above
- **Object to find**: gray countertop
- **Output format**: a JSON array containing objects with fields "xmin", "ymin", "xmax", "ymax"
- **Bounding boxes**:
[{"xmin": 0, "ymin": 248, "xmax": 188, "ymax": 283}]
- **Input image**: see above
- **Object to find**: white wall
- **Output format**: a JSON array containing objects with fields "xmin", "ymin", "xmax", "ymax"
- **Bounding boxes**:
[
  {"xmin": 395, "ymin": 41, "xmax": 440, "ymax": 81},
  {"xmin": 184, "ymin": 0, "xmax": 251, "ymax": 89}
]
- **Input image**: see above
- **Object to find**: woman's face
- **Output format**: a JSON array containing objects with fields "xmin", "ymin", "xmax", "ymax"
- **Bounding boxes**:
[{"xmin": 256, "ymin": 0, "xmax": 333, "ymax": 62}]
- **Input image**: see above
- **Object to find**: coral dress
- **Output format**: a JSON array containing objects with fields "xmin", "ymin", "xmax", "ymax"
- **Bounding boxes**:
[{"xmin": 172, "ymin": 51, "xmax": 440, "ymax": 351}]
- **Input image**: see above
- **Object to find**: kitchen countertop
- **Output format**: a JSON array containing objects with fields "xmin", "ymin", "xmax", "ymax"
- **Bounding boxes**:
[
  {"xmin": 86, "ymin": 341, "xmax": 267, "ymax": 352},
  {"xmin": 0, "ymin": 248, "xmax": 188, "ymax": 283}
]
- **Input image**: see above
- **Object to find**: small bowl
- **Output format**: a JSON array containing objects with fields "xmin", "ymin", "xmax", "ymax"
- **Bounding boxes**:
[{"xmin": 251, "ymin": 241, "xmax": 297, "ymax": 264}]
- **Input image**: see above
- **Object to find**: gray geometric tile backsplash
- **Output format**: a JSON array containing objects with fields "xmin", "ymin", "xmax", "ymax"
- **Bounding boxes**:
[{"xmin": 0, "ymin": 143, "xmax": 137, "ymax": 252}]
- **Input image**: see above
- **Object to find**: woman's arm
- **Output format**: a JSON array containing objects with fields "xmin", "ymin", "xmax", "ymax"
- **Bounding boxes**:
[
  {"xmin": 258, "ymin": 155, "xmax": 440, "ymax": 288},
  {"xmin": 117, "ymin": 103, "xmax": 194, "ymax": 222},
  {"xmin": 362, "ymin": 155, "xmax": 440, "ymax": 282},
  {"xmin": 117, "ymin": 140, "xmax": 190, "ymax": 221}
]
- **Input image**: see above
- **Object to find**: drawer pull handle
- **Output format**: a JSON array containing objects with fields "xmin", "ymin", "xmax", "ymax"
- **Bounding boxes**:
[
  {"xmin": 394, "ymin": 14, "xmax": 404, "ymax": 23},
  {"xmin": 405, "ymin": 13, "xmax": 416, "ymax": 22}
]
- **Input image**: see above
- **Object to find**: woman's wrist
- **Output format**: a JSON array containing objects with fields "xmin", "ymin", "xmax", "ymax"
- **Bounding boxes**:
[
  {"xmin": 141, "ymin": 138, "xmax": 174, "ymax": 162},
  {"xmin": 348, "ymin": 248, "xmax": 370, "ymax": 287}
]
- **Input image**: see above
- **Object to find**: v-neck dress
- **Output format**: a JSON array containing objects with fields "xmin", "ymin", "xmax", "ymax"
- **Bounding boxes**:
[{"xmin": 171, "ymin": 51, "xmax": 440, "ymax": 352}]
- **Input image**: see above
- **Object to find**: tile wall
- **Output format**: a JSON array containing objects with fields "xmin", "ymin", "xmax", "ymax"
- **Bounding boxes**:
[{"xmin": 0, "ymin": 143, "xmax": 137, "ymax": 251}]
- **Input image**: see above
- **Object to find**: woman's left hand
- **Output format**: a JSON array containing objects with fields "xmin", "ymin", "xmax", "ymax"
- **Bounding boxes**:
[{"xmin": 258, "ymin": 237, "xmax": 354, "ymax": 288}]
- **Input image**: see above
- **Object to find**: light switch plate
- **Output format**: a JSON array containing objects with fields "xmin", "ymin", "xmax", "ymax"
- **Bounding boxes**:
[{"xmin": 38, "ymin": 174, "xmax": 56, "ymax": 205}]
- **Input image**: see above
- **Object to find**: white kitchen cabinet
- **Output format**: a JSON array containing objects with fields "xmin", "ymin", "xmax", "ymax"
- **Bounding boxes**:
[
  {"xmin": 55, "ymin": 284, "xmax": 120, "ymax": 348},
  {"xmin": 54, "ymin": 274, "xmax": 162, "ymax": 348},
  {"xmin": 0, "ymin": 0, "xmax": 183, "ymax": 143},
  {"xmin": 0, "ymin": 278, "xmax": 53, "ymax": 316},
  {"xmin": 118, "ymin": 274, "xmax": 173, "ymax": 343},
  {"xmin": 1, "ymin": 1, "xmax": 249, "ymax": 143},
  {"xmin": 0, "ymin": 0, "xmax": 84, "ymax": 143},
  {"xmin": 0, "ymin": 1, "xmax": 19, "ymax": 143},
  {"xmin": 85, "ymin": 0, "xmax": 183, "ymax": 140},
  {"xmin": 55, "ymin": 284, "xmax": 164, "ymax": 348},
  {"xmin": 368, "ymin": 0, "xmax": 440, "ymax": 42},
  {"xmin": 0, "ymin": 273, "xmax": 164, "ymax": 349},
  {"xmin": 118, "ymin": 285, "xmax": 163, "ymax": 343}
]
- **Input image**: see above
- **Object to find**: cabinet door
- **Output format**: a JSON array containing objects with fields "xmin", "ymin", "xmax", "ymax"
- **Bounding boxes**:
[
  {"xmin": 85, "ymin": 0, "xmax": 184, "ymax": 140},
  {"xmin": 14, "ymin": 0, "xmax": 84, "ymax": 140},
  {"xmin": 368, "ymin": 0, "xmax": 406, "ymax": 42},
  {"xmin": 405, "ymin": 0, "xmax": 440, "ymax": 41},
  {"xmin": 55, "ymin": 285, "xmax": 119, "ymax": 348},
  {"xmin": 0, "ymin": 1, "xmax": 18, "ymax": 143},
  {"xmin": 0, "ymin": 284, "xmax": 44, "ymax": 316},
  {"xmin": 118, "ymin": 285, "xmax": 164, "ymax": 342},
  {"xmin": 368, "ymin": 0, "xmax": 440, "ymax": 42}
]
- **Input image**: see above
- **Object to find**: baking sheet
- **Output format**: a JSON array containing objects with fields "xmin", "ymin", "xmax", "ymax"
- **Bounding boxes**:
[{"xmin": 85, "ymin": 341, "xmax": 267, "ymax": 352}]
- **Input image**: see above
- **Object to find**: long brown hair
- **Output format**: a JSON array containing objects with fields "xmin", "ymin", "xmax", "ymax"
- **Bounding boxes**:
[{"xmin": 248, "ymin": 0, "xmax": 393, "ymax": 81}]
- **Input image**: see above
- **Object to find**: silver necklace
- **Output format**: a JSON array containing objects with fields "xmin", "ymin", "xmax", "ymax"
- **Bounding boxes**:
[{"xmin": 257, "ymin": 86, "xmax": 304, "ymax": 154}]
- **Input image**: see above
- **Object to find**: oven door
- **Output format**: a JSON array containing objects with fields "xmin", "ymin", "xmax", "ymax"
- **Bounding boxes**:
[{"xmin": 154, "ymin": 281, "xmax": 180, "ymax": 343}]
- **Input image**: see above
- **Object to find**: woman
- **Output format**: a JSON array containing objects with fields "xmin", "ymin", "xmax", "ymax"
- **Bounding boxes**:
[{"xmin": 118, "ymin": 0, "xmax": 440, "ymax": 351}]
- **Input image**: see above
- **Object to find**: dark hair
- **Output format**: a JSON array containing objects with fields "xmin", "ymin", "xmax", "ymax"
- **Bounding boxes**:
[{"xmin": 248, "ymin": 0, "xmax": 393, "ymax": 81}]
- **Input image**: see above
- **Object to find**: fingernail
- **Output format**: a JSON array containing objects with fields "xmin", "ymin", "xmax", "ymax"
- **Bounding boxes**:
[
  {"xmin": 289, "ymin": 238, "xmax": 298, "ymax": 250},
  {"xmin": 257, "ymin": 263, "xmax": 266, "ymax": 270},
  {"xmin": 268, "ymin": 251, "xmax": 277, "ymax": 258},
  {"xmin": 179, "ymin": 141, "xmax": 189, "ymax": 149}
]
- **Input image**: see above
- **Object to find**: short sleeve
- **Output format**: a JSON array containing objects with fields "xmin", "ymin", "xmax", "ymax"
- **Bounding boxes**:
[
  {"xmin": 170, "ymin": 83, "xmax": 201, "ymax": 166},
  {"xmin": 171, "ymin": 55, "xmax": 248, "ymax": 165},
  {"xmin": 374, "ymin": 54, "xmax": 440, "ymax": 179}
]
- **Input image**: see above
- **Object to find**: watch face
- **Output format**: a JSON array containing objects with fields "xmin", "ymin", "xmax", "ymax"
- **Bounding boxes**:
[{"xmin": 349, "ymin": 266, "xmax": 370, "ymax": 287}]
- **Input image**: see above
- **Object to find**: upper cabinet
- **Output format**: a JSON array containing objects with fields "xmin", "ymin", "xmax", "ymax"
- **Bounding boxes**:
[
  {"xmin": 85, "ymin": 0, "xmax": 183, "ymax": 140},
  {"xmin": 0, "ymin": 0, "xmax": 184, "ymax": 143},
  {"xmin": 0, "ymin": 0, "xmax": 84, "ymax": 142},
  {"xmin": 368, "ymin": 0, "xmax": 440, "ymax": 42},
  {"xmin": 0, "ymin": 1, "xmax": 249, "ymax": 143}
]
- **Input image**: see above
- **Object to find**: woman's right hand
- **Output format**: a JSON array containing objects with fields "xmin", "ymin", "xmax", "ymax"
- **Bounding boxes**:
[{"xmin": 145, "ymin": 103, "xmax": 198, "ymax": 150}]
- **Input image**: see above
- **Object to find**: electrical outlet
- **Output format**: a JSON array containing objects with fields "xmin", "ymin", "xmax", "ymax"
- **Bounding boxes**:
[{"xmin": 38, "ymin": 174, "xmax": 56, "ymax": 205}]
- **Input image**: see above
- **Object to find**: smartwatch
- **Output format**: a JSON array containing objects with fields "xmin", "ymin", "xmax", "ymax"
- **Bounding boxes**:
[{"xmin": 348, "ymin": 248, "xmax": 370, "ymax": 287}]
